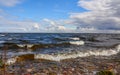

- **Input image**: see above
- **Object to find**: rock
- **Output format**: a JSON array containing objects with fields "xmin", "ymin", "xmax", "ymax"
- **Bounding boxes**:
[
  {"xmin": 48, "ymin": 72, "xmax": 57, "ymax": 75},
  {"xmin": 96, "ymin": 70, "xmax": 115, "ymax": 75},
  {"xmin": 17, "ymin": 54, "xmax": 34, "ymax": 62}
]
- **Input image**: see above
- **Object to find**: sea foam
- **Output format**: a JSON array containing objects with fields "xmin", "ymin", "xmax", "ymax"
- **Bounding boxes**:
[
  {"xmin": 0, "ymin": 34, "xmax": 5, "ymax": 37},
  {"xmin": 35, "ymin": 44, "xmax": 120, "ymax": 61},
  {"xmin": 6, "ymin": 44, "xmax": 120, "ymax": 65},
  {"xmin": 0, "ymin": 41, "xmax": 5, "ymax": 44},
  {"xmin": 70, "ymin": 37, "xmax": 80, "ymax": 40},
  {"xmin": 6, "ymin": 57, "xmax": 18, "ymax": 65},
  {"xmin": 17, "ymin": 44, "xmax": 34, "ymax": 48},
  {"xmin": 69, "ymin": 41, "xmax": 85, "ymax": 45}
]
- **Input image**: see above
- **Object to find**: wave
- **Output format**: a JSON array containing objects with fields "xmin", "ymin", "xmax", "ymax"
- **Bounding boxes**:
[
  {"xmin": 0, "ymin": 41, "xmax": 5, "ymax": 44},
  {"xmin": 70, "ymin": 37, "xmax": 80, "ymax": 40},
  {"xmin": 6, "ymin": 52, "xmax": 34, "ymax": 65},
  {"xmin": 6, "ymin": 57, "xmax": 17, "ymax": 65},
  {"xmin": 17, "ymin": 44, "xmax": 34, "ymax": 48},
  {"xmin": 54, "ymin": 37, "xmax": 80, "ymax": 41},
  {"xmin": 35, "ymin": 44, "xmax": 120, "ymax": 61},
  {"xmin": 69, "ymin": 41, "xmax": 84, "ymax": 45},
  {"xmin": 0, "ymin": 41, "xmax": 85, "ymax": 50},
  {"xmin": 16, "ymin": 41, "xmax": 84, "ymax": 49},
  {"xmin": 0, "ymin": 34, "xmax": 5, "ymax": 37},
  {"xmin": 6, "ymin": 44, "xmax": 120, "ymax": 65}
]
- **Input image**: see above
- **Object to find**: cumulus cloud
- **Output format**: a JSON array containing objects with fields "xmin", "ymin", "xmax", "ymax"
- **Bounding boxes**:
[
  {"xmin": 0, "ymin": 0, "xmax": 21, "ymax": 7},
  {"xmin": 1, "ymin": 0, "xmax": 120, "ymax": 33},
  {"xmin": 32, "ymin": 23, "xmax": 40, "ymax": 30},
  {"xmin": 43, "ymin": 18, "xmax": 67, "ymax": 32},
  {"xmin": 43, "ymin": 19, "xmax": 56, "ymax": 26},
  {"xmin": 0, "ymin": 8, "xmax": 42, "ymax": 32},
  {"xmin": 0, "ymin": 15, "xmax": 41, "ymax": 32},
  {"xmin": 67, "ymin": 0, "xmax": 120, "ymax": 33}
]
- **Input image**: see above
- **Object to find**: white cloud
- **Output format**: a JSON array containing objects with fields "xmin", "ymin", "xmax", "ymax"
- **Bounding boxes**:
[
  {"xmin": 43, "ymin": 18, "xmax": 67, "ymax": 31},
  {"xmin": 33, "ymin": 23, "xmax": 40, "ymax": 30},
  {"xmin": 0, "ymin": 0, "xmax": 120, "ymax": 33},
  {"xmin": 0, "ymin": 0, "xmax": 21, "ymax": 7},
  {"xmin": 57, "ymin": 25, "xmax": 66, "ymax": 30},
  {"xmin": 0, "ymin": 15, "xmax": 41, "ymax": 32},
  {"xmin": 67, "ymin": 0, "xmax": 120, "ymax": 33},
  {"xmin": 43, "ymin": 18, "xmax": 56, "ymax": 26}
]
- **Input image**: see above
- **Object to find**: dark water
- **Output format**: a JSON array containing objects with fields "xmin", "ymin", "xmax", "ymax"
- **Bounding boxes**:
[{"xmin": 0, "ymin": 33, "xmax": 120, "ymax": 61}]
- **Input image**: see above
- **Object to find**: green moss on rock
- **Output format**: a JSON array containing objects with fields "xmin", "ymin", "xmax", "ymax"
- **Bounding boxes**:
[{"xmin": 96, "ymin": 70, "xmax": 115, "ymax": 75}]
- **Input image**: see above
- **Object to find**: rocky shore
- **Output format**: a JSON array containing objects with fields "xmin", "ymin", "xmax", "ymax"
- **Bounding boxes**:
[{"xmin": 0, "ymin": 53, "xmax": 119, "ymax": 75}]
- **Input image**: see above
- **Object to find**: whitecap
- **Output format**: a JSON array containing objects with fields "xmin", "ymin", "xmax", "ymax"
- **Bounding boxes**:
[
  {"xmin": 6, "ymin": 57, "xmax": 17, "ymax": 65},
  {"xmin": 70, "ymin": 37, "xmax": 80, "ymax": 40},
  {"xmin": 17, "ymin": 44, "xmax": 33, "ymax": 48},
  {"xmin": 6, "ymin": 44, "xmax": 120, "ymax": 64},
  {"xmin": 0, "ymin": 34, "xmax": 5, "ymax": 37},
  {"xmin": 17, "ymin": 44, "xmax": 26, "ymax": 47},
  {"xmin": 0, "ymin": 41, "xmax": 5, "ymax": 44},
  {"xmin": 69, "ymin": 40, "xmax": 85, "ymax": 45},
  {"xmin": 27, "ymin": 44, "xmax": 34, "ymax": 48},
  {"xmin": 35, "ymin": 44, "xmax": 120, "ymax": 61}
]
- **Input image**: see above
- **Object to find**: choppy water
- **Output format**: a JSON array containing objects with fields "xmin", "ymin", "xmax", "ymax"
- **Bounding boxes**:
[{"xmin": 0, "ymin": 33, "xmax": 120, "ymax": 63}]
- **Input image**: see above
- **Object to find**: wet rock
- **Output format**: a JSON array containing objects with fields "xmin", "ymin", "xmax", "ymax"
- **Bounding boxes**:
[
  {"xmin": 96, "ymin": 70, "xmax": 115, "ymax": 75},
  {"xmin": 17, "ymin": 54, "xmax": 35, "ymax": 62},
  {"xmin": 48, "ymin": 72, "xmax": 57, "ymax": 75},
  {"xmin": 2, "ymin": 42, "xmax": 19, "ymax": 49}
]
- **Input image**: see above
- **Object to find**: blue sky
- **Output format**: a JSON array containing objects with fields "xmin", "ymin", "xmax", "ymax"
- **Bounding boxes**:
[
  {"xmin": 0, "ymin": 0, "xmax": 120, "ymax": 33},
  {"xmin": 1, "ymin": 0, "xmax": 86, "ymax": 20}
]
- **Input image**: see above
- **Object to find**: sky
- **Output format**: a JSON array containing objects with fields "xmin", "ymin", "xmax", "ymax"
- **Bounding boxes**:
[{"xmin": 0, "ymin": 0, "xmax": 120, "ymax": 33}]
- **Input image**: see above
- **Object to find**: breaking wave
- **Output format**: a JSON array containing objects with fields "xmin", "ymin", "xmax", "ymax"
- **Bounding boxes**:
[
  {"xmin": 17, "ymin": 44, "xmax": 34, "ymax": 48},
  {"xmin": 3, "ymin": 40, "xmax": 85, "ymax": 49},
  {"xmin": 6, "ymin": 44, "xmax": 120, "ymax": 65},
  {"xmin": 70, "ymin": 37, "xmax": 80, "ymax": 40},
  {"xmin": 54, "ymin": 37, "xmax": 80, "ymax": 41},
  {"xmin": 0, "ymin": 41, "xmax": 5, "ymax": 44},
  {"xmin": 34, "ymin": 44, "xmax": 120, "ymax": 61},
  {"xmin": 0, "ymin": 34, "xmax": 5, "ymax": 37},
  {"xmin": 69, "ymin": 41, "xmax": 84, "ymax": 45},
  {"xmin": 17, "ymin": 40, "xmax": 85, "ymax": 48}
]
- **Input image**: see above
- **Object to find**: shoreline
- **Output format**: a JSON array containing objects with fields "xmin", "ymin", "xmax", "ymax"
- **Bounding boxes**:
[{"xmin": 0, "ymin": 53, "xmax": 120, "ymax": 75}]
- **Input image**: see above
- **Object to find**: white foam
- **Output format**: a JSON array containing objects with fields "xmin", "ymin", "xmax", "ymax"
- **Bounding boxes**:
[
  {"xmin": 0, "ymin": 34, "xmax": 5, "ymax": 37},
  {"xmin": 17, "ymin": 44, "xmax": 26, "ymax": 47},
  {"xmin": 70, "ymin": 37, "xmax": 80, "ymax": 40},
  {"xmin": 0, "ymin": 41, "xmax": 5, "ymax": 44},
  {"xmin": 17, "ymin": 44, "xmax": 33, "ymax": 48},
  {"xmin": 27, "ymin": 44, "xmax": 33, "ymax": 48},
  {"xmin": 8, "ymin": 38, "xmax": 12, "ymax": 40},
  {"xmin": 6, "ymin": 52, "xmax": 33, "ymax": 65},
  {"xmin": 6, "ymin": 57, "xmax": 18, "ymax": 65},
  {"xmin": 6, "ymin": 44, "xmax": 120, "ymax": 64},
  {"xmin": 69, "ymin": 41, "xmax": 85, "ymax": 45},
  {"xmin": 116, "ymin": 44, "xmax": 120, "ymax": 50},
  {"xmin": 35, "ymin": 44, "xmax": 120, "ymax": 61}
]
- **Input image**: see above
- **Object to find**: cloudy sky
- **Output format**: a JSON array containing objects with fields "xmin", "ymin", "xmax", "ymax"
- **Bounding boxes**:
[{"xmin": 0, "ymin": 0, "xmax": 120, "ymax": 33}]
